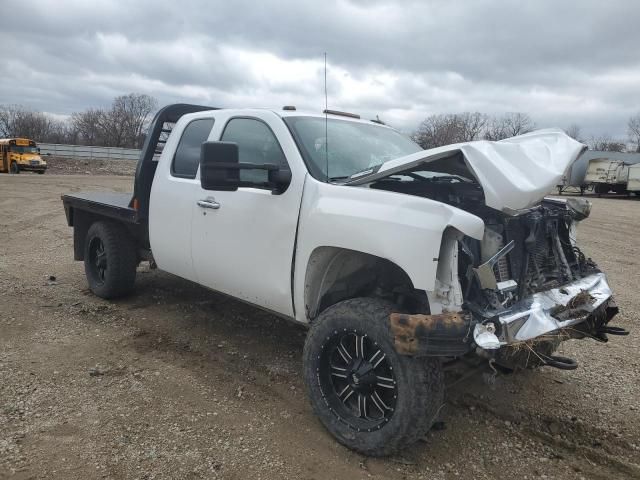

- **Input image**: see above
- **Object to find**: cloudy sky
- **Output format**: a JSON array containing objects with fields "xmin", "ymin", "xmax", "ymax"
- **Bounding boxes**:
[{"xmin": 1, "ymin": 0, "xmax": 638, "ymax": 138}]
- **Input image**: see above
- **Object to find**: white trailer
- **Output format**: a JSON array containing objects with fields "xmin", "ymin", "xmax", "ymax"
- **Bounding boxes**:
[
  {"xmin": 627, "ymin": 164, "xmax": 640, "ymax": 193},
  {"xmin": 584, "ymin": 158, "xmax": 630, "ymax": 194},
  {"xmin": 557, "ymin": 151, "xmax": 640, "ymax": 195}
]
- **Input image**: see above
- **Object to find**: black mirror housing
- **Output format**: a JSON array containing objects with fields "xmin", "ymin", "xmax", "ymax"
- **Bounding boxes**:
[
  {"xmin": 200, "ymin": 141, "xmax": 240, "ymax": 191},
  {"xmin": 200, "ymin": 141, "xmax": 292, "ymax": 193},
  {"xmin": 269, "ymin": 168, "xmax": 292, "ymax": 192}
]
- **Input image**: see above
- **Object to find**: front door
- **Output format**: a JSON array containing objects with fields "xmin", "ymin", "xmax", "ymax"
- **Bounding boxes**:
[{"xmin": 191, "ymin": 114, "xmax": 303, "ymax": 316}]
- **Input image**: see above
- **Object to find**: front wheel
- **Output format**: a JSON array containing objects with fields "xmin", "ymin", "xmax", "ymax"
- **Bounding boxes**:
[
  {"xmin": 10, "ymin": 162, "xmax": 19, "ymax": 174},
  {"xmin": 303, "ymin": 298, "xmax": 444, "ymax": 456},
  {"xmin": 84, "ymin": 221, "xmax": 138, "ymax": 299}
]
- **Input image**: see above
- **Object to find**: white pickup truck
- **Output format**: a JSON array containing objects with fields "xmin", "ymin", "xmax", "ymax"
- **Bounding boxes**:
[{"xmin": 62, "ymin": 104, "xmax": 625, "ymax": 456}]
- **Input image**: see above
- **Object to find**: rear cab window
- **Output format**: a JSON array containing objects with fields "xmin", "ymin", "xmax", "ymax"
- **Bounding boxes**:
[{"xmin": 171, "ymin": 118, "xmax": 215, "ymax": 179}]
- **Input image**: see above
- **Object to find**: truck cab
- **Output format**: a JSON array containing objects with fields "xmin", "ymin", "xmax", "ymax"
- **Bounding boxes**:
[{"xmin": 61, "ymin": 104, "xmax": 625, "ymax": 456}]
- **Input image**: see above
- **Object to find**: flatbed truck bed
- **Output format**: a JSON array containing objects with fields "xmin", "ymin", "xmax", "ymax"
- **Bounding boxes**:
[{"xmin": 62, "ymin": 192, "xmax": 138, "ymax": 224}]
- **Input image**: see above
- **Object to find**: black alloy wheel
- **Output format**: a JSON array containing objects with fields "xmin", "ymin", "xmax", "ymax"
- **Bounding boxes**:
[
  {"xmin": 318, "ymin": 329, "xmax": 397, "ymax": 432},
  {"xmin": 88, "ymin": 236, "xmax": 108, "ymax": 284},
  {"xmin": 303, "ymin": 297, "xmax": 445, "ymax": 456}
]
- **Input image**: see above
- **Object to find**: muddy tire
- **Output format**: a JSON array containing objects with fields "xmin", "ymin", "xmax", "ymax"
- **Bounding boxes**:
[
  {"xmin": 302, "ymin": 297, "xmax": 444, "ymax": 456},
  {"xmin": 10, "ymin": 162, "xmax": 19, "ymax": 174},
  {"xmin": 84, "ymin": 221, "xmax": 137, "ymax": 299}
]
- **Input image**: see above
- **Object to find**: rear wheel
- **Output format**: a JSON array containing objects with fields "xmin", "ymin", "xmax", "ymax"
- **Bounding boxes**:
[
  {"xmin": 37, "ymin": 170, "xmax": 45, "ymax": 174},
  {"xmin": 10, "ymin": 162, "xmax": 19, "ymax": 174},
  {"xmin": 303, "ymin": 298, "xmax": 444, "ymax": 456},
  {"xmin": 84, "ymin": 221, "xmax": 137, "ymax": 299}
]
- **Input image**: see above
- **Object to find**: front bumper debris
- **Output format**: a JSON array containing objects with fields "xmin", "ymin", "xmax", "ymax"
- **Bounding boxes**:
[
  {"xmin": 389, "ymin": 311, "xmax": 473, "ymax": 356},
  {"xmin": 390, "ymin": 273, "xmax": 620, "ymax": 357},
  {"xmin": 474, "ymin": 272, "xmax": 615, "ymax": 349}
]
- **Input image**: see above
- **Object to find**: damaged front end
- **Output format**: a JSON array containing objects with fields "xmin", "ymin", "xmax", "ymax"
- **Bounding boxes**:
[
  {"xmin": 365, "ymin": 130, "xmax": 626, "ymax": 368},
  {"xmin": 390, "ymin": 197, "xmax": 624, "ymax": 370}
]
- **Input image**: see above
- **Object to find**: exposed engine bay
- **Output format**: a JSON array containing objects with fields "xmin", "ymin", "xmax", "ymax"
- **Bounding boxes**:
[
  {"xmin": 459, "ymin": 197, "xmax": 598, "ymax": 306},
  {"xmin": 371, "ymin": 167, "xmax": 623, "ymax": 369},
  {"xmin": 370, "ymin": 167, "xmax": 596, "ymax": 302}
]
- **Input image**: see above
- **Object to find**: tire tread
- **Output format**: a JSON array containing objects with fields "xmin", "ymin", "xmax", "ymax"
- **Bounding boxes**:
[
  {"xmin": 303, "ymin": 297, "xmax": 444, "ymax": 456},
  {"xmin": 84, "ymin": 221, "xmax": 137, "ymax": 298}
]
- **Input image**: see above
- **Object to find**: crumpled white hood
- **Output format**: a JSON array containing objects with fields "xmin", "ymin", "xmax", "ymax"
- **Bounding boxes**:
[{"xmin": 350, "ymin": 129, "xmax": 586, "ymax": 212}]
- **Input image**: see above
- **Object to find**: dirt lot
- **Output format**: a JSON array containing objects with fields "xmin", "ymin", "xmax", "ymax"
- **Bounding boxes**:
[
  {"xmin": 1, "ymin": 173, "xmax": 639, "ymax": 480},
  {"xmin": 44, "ymin": 157, "xmax": 137, "ymax": 176}
]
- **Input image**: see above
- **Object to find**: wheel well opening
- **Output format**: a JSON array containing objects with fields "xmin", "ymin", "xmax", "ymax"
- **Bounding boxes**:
[
  {"xmin": 304, "ymin": 247, "xmax": 429, "ymax": 321},
  {"xmin": 71, "ymin": 211, "xmax": 141, "ymax": 261}
]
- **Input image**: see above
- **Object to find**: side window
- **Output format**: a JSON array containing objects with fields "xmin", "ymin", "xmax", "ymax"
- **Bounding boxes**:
[
  {"xmin": 220, "ymin": 118, "xmax": 287, "ymax": 184},
  {"xmin": 171, "ymin": 118, "xmax": 215, "ymax": 178}
]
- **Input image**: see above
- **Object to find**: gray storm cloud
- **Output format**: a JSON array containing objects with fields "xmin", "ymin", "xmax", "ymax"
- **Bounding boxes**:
[{"xmin": 1, "ymin": 0, "xmax": 638, "ymax": 136}]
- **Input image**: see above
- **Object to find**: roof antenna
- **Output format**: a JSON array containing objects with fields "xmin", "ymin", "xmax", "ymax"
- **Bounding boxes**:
[{"xmin": 324, "ymin": 52, "xmax": 329, "ymax": 182}]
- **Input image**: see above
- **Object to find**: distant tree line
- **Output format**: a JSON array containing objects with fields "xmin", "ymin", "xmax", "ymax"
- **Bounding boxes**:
[
  {"xmin": 0, "ymin": 93, "xmax": 157, "ymax": 149},
  {"xmin": 3, "ymin": 94, "xmax": 640, "ymax": 153},
  {"xmin": 411, "ymin": 112, "xmax": 536, "ymax": 148},
  {"xmin": 411, "ymin": 111, "xmax": 640, "ymax": 153}
]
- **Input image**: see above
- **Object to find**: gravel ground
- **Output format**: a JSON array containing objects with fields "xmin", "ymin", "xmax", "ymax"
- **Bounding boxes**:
[
  {"xmin": 43, "ymin": 157, "xmax": 137, "ymax": 176},
  {"xmin": 0, "ymin": 173, "xmax": 639, "ymax": 480}
]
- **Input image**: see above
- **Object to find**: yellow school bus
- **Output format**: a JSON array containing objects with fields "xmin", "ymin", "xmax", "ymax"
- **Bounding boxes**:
[{"xmin": 0, "ymin": 138, "xmax": 47, "ymax": 174}]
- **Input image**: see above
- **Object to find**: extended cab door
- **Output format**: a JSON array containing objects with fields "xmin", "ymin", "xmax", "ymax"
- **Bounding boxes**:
[
  {"xmin": 149, "ymin": 114, "xmax": 217, "ymax": 282},
  {"xmin": 191, "ymin": 112, "xmax": 305, "ymax": 316}
]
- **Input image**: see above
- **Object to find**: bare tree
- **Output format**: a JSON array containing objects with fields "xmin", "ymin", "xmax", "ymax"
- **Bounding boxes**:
[
  {"xmin": 114, "ymin": 93, "xmax": 157, "ymax": 148},
  {"xmin": 71, "ymin": 108, "xmax": 104, "ymax": 145},
  {"xmin": 1, "ymin": 94, "xmax": 157, "ymax": 147},
  {"xmin": 628, "ymin": 113, "xmax": 640, "ymax": 152},
  {"xmin": 458, "ymin": 112, "xmax": 488, "ymax": 142},
  {"xmin": 411, "ymin": 112, "xmax": 487, "ymax": 149},
  {"xmin": 0, "ymin": 104, "xmax": 20, "ymax": 137},
  {"xmin": 503, "ymin": 112, "xmax": 535, "ymax": 137},
  {"xmin": 16, "ymin": 111, "xmax": 54, "ymax": 140},
  {"xmin": 46, "ymin": 118, "xmax": 78, "ymax": 144},
  {"xmin": 565, "ymin": 124, "xmax": 583, "ymax": 142},
  {"xmin": 70, "ymin": 94, "xmax": 158, "ymax": 148},
  {"xmin": 588, "ymin": 134, "xmax": 626, "ymax": 152},
  {"xmin": 483, "ymin": 117, "xmax": 506, "ymax": 141},
  {"xmin": 0, "ymin": 104, "xmax": 63, "ymax": 141},
  {"xmin": 484, "ymin": 112, "xmax": 535, "ymax": 141},
  {"xmin": 412, "ymin": 114, "xmax": 457, "ymax": 149}
]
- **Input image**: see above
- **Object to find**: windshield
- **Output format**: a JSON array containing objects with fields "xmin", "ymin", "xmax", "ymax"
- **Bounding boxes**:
[
  {"xmin": 284, "ymin": 116, "xmax": 422, "ymax": 181},
  {"xmin": 11, "ymin": 146, "xmax": 38, "ymax": 154}
]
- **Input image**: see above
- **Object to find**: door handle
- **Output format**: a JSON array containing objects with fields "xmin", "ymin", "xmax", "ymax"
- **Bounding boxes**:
[{"xmin": 197, "ymin": 198, "xmax": 220, "ymax": 210}]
